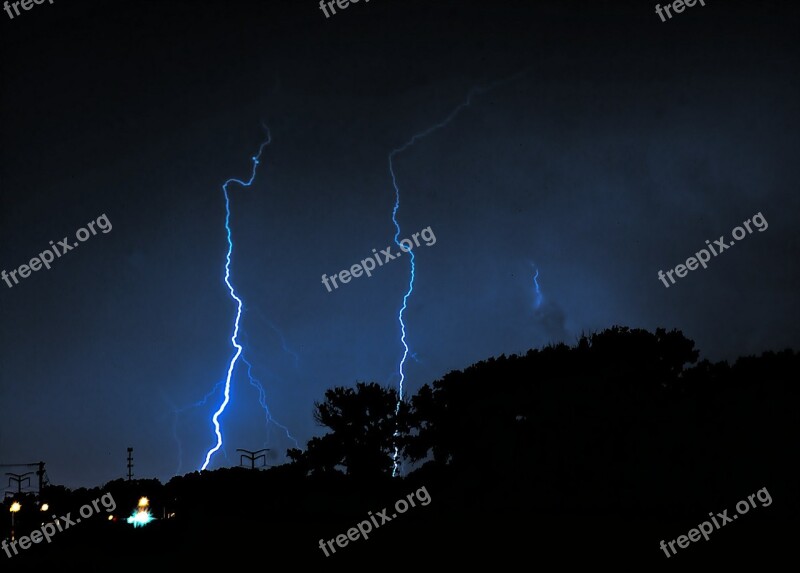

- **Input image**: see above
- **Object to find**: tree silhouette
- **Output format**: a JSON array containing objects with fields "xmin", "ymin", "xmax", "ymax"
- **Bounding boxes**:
[
  {"xmin": 289, "ymin": 382, "xmax": 408, "ymax": 478},
  {"xmin": 405, "ymin": 326, "xmax": 701, "ymax": 474}
]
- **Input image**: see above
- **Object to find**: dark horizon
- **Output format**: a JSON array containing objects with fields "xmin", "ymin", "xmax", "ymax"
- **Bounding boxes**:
[{"xmin": 1, "ymin": 324, "xmax": 797, "ymax": 568}]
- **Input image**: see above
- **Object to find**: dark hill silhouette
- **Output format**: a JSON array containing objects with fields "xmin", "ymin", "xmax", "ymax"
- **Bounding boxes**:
[{"xmin": 4, "ymin": 326, "xmax": 797, "ymax": 569}]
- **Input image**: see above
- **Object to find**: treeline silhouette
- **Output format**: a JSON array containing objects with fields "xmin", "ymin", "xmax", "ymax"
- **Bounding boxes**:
[{"xmin": 6, "ymin": 326, "xmax": 797, "ymax": 569}]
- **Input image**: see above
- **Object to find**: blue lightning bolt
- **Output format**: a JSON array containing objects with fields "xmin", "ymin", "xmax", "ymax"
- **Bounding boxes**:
[
  {"xmin": 200, "ymin": 130, "xmax": 273, "ymax": 471},
  {"xmin": 169, "ymin": 380, "xmax": 225, "ymax": 474},
  {"xmin": 387, "ymin": 86, "xmax": 490, "ymax": 476},
  {"xmin": 387, "ymin": 72, "xmax": 531, "ymax": 475}
]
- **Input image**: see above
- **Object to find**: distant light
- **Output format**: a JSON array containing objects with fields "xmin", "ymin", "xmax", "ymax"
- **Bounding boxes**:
[
  {"xmin": 9, "ymin": 502, "xmax": 21, "ymax": 513},
  {"xmin": 138, "ymin": 497, "xmax": 149, "ymax": 508},
  {"xmin": 40, "ymin": 503, "xmax": 49, "ymax": 512},
  {"xmin": 127, "ymin": 509, "xmax": 153, "ymax": 528},
  {"xmin": 108, "ymin": 515, "xmax": 114, "ymax": 521}
]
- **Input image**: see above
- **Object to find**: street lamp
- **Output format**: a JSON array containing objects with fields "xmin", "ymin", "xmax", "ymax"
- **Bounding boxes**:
[{"xmin": 9, "ymin": 502, "xmax": 21, "ymax": 541}]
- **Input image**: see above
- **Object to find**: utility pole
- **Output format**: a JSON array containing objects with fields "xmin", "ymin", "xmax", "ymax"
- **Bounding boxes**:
[
  {"xmin": 236, "ymin": 449, "xmax": 269, "ymax": 469},
  {"xmin": 127, "ymin": 448, "xmax": 134, "ymax": 481},
  {"xmin": 0, "ymin": 462, "xmax": 47, "ymax": 499},
  {"xmin": 6, "ymin": 472, "xmax": 32, "ymax": 494},
  {"xmin": 36, "ymin": 462, "xmax": 46, "ymax": 495}
]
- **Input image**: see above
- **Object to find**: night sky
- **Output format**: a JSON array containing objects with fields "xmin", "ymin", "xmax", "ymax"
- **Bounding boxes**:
[{"xmin": 1, "ymin": 0, "xmax": 798, "ymax": 488}]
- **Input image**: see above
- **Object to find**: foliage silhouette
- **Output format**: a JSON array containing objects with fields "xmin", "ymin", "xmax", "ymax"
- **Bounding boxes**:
[{"xmin": 5, "ymin": 327, "xmax": 796, "ymax": 569}]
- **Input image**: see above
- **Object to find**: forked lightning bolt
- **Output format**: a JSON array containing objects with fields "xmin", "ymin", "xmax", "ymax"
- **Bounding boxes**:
[{"xmin": 200, "ymin": 130, "xmax": 273, "ymax": 471}]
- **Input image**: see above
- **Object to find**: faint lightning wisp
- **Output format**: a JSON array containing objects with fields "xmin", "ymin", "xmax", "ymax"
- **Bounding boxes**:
[
  {"xmin": 241, "ymin": 356, "xmax": 299, "ymax": 449},
  {"xmin": 200, "ymin": 131, "xmax": 272, "ymax": 471},
  {"xmin": 533, "ymin": 265, "xmax": 543, "ymax": 309},
  {"xmin": 238, "ymin": 325, "xmax": 299, "ymax": 448},
  {"xmin": 248, "ymin": 305, "xmax": 301, "ymax": 368}
]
